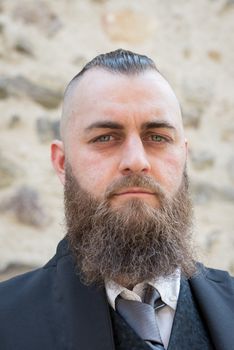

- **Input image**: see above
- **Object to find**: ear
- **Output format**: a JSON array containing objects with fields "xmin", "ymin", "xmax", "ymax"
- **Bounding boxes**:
[{"xmin": 51, "ymin": 140, "xmax": 65, "ymax": 185}]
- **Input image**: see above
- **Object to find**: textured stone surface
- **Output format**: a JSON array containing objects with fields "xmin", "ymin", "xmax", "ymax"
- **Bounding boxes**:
[
  {"xmin": 13, "ymin": 36, "xmax": 34, "ymax": 56},
  {"xmin": 227, "ymin": 156, "xmax": 234, "ymax": 183},
  {"xmin": 0, "ymin": 186, "xmax": 50, "ymax": 227},
  {"xmin": 180, "ymin": 80, "xmax": 213, "ymax": 128},
  {"xmin": 36, "ymin": 117, "xmax": 60, "ymax": 142},
  {"xmin": 207, "ymin": 49, "xmax": 222, "ymax": 62},
  {"xmin": 0, "ymin": 264, "xmax": 35, "ymax": 282},
  {"xmin": 190, "ymin": 150, "xmax": 215, "ymax": 170},
  {"xmin": 36, "ymin": 117, "xmax": 52, "ymax": 143},
  {"xmin": 102, "ymin": 9, "xmax": 156, "ymax": 43},
  {"xmin": 191, "ymin": 181, "xmax": 234, "ymax": 204},
  {"xmin": 222, "ymin": 128, "xmax": 234, "ymax": 142},
  {"xmin": 7, "ymin": 114, "xmax": 22, "ymax": 129},
  {"xmin": 0, "ymin": 75, "xmax": 62, "ymax": 109},
  {"xmin": 0, "ymin": 0, "xmax": 233, "ymax": 279},
  {"xmin": 191, "ymin": 182, "xmax": 216, "ymax": 204},
  {"xmin": 0, "ymin": 153, "xmax": 21, "ymax": 188},
  {"xmin": 12, "ymin": 0, "xmax": 62, "ymax": 36}
]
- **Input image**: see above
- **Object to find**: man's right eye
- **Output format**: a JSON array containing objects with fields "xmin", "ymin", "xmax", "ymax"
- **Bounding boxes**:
[{"xmin": 93, "ymin": 135, "xmax": 113, "ymax": 142}]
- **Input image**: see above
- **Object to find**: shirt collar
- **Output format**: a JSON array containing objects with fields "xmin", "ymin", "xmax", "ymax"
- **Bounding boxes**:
[{"xmin": 105, "ymin": 269, "xmax": 181, "ymax": 311}]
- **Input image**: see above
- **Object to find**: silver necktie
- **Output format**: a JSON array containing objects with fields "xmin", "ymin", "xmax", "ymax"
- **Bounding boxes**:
[{"xmin": 116, "ymin": 285, "xmax": 165, "ymax": 350}]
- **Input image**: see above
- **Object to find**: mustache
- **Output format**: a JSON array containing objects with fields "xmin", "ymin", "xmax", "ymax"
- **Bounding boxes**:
[{"xmin": 104, "ymin": 174, "xmax": 167, "ymax": 201}]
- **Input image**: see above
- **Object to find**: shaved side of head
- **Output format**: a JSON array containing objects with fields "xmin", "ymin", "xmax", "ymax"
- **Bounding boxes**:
[{"xmin": 60, "ymin": 79, "xmax": 79, "ymax": 143}]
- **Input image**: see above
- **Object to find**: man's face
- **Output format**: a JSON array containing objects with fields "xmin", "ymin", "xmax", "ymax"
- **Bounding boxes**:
[
  {"xmin": 60, "ymin": 69, "xmax": 187, "ymax": 207},
  {"xmin": 51, "ymin": 68, "xmax": 194, "ymax": 286}
]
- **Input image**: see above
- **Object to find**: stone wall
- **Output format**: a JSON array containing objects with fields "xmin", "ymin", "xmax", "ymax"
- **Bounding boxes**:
[{"xmin": 0, "ymin": 0, "xmax": 233, "ymax": 281}]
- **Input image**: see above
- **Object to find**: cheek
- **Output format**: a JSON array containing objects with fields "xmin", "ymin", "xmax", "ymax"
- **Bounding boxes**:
[
  {"xmin": 153, "ymin": 151, "xmax": 186, "ymax": 192},
  {"xmin": 71, "ymin": 151, "xmax": 116, "ymax": 196}
]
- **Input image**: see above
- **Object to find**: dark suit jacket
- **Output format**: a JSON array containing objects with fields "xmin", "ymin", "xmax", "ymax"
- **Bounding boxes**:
[{"xmin": 0, "ymin": 239, "xmax": 233, "ymax": 350}]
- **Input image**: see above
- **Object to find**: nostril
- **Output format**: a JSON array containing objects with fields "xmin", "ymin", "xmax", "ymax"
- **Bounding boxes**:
[
  {"xmin": 122, "ymin": 168, "xmax": 132, "ymax": 175},
  {"xmin": 121, "ymin": 166, "xmax": 150, "ymax": 176}
]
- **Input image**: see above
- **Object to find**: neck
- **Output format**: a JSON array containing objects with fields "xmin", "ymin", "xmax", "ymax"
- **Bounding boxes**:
[{"xmin": 113, "ymin": 276, "xmax": 141, "ymax": 290}]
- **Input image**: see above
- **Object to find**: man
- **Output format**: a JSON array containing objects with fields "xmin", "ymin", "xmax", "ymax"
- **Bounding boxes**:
[{"xmin": 0, "ymin": 49, "xmax": 233, "ymax": 350}]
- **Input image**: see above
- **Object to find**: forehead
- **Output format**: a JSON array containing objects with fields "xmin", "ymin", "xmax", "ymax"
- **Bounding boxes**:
[{"xmin": 64, "ymin": 69, "xmax": 182, "ymax": 132}]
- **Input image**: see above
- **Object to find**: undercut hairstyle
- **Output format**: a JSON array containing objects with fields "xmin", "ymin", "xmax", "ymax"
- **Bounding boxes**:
[
  {"xmin": 68, "ymin": 49, "xmax": 158, "ymax": 86},
  {"xmin": 61, "ymin": 49, "xmax": 159, "ymax": 140}
]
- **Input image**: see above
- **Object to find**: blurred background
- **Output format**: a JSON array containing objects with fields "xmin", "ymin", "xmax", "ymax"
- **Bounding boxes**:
[{"xmin": 0, "ymin": 0, "xmax": 234, "ymax": 281}]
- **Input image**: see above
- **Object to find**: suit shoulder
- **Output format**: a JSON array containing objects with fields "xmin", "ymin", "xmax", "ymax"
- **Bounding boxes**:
[
  {"xmin": 0, "ymin": 264, "xmax": 55, "ymax": 309},
  {"xmin": 196, "ymin": 263, "xmax": 234, "ymax": 289},
  {"xmin": 0, "ymin": 239, "xmax": 73, "ymax": 347},
  {"xmin": 0, "ymin": 239, "xmax": 72, "ymax": 310},
  {"xmin": 0, "ymin": 238, "xmax": 70, "ymax": 303}
]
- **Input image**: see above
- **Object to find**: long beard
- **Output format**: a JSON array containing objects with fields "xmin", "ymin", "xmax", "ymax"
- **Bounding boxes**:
[{"xmin": 65, "ymin": 164, "xmax": 196, "ymax": 287}]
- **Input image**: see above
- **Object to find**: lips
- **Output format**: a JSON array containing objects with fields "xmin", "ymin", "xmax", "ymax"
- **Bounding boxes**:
[{"xmin": 115, "ymin": 187, "xmax": 155, "ymax": 196}]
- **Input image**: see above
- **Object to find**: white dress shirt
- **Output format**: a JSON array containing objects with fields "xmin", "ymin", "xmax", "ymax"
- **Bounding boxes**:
[{"xmin": 105, "ymin": 270, "xmax": 180, "ymax": 349}]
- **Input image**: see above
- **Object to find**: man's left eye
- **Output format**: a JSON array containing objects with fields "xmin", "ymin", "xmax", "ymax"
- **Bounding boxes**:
[{"xmin": 150, "ymin": 135, "xmax": 166, "ymax": 142}]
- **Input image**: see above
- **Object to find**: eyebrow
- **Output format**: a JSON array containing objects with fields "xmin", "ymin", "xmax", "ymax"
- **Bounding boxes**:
[
  {"xmin": 85, "ymin": 121, "xmax": 124, "ymax": 131},
  {"xmin": 85, "ymin": 120, "xmax": 176, "ymax": 132},
  {"xmin": 142, "ymin": 121, "xmax": 176, "ymax": 131}
]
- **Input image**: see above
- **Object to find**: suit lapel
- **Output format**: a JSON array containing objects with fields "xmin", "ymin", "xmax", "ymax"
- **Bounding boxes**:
[
  {"xmin": 53, "ymin": 241, "xmax": 115, "ymax": 350},
  {"xmin": 189, "ymin": 265, "xmax": 234, "ymax": 350}
]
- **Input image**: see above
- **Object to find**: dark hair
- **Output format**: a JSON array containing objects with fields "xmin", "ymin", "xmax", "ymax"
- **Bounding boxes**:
[{"xmin": 68, "ymin": 49, "xmax": 159, "ymax": 87}]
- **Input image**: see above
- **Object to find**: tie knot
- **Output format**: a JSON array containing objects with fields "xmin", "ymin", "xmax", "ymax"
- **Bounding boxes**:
[{"xmin": 144, "ymin": 285, "xmax": 161, "ymax": 307}]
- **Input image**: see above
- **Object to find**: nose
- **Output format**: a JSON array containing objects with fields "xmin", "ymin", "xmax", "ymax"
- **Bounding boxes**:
[{"xmin": 119, "ymin": 136, "xmax": 151, "ymax": 175}]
